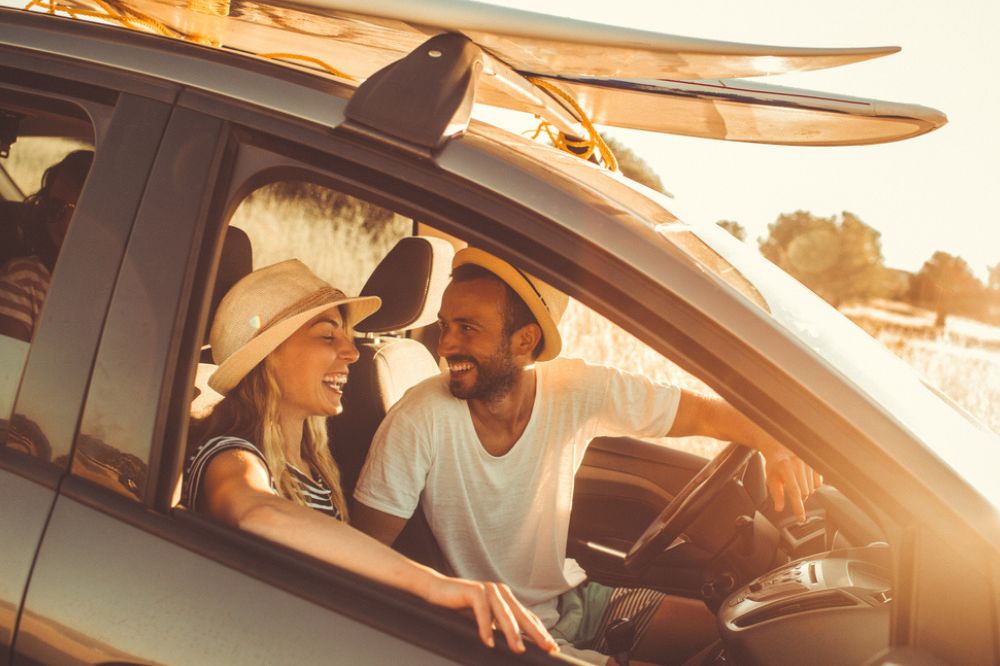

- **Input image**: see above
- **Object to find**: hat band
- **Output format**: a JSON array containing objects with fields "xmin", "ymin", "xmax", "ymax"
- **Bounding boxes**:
[
  {"xmin": 511, "ymin": 266, "xmax": 549, "ymax": 313},
  {"xmin": 260, "ymin": 286, "xmax": 347, "ymax": 334}
]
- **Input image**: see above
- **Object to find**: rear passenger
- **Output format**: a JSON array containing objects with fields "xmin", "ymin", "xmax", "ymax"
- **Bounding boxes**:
[{"xmin": 0, "ymin": 150, "xmax": 92, "ymax": 342}]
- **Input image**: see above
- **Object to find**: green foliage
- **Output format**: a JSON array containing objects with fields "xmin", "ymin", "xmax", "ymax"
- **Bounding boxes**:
[
  {"xmin": 602, "ymin": 136, "xmax": 667, "ymax": 194},
  {"xmin": 716, "ymin": 220, "xmax": 747, "ymax": 242},
  {"xmin": 909, "ymin": 251, "xmax": 984, "ymax": 326},
  {"xmin": 758, "ymin": 210, "xmax": 891, "ymax": 307}
]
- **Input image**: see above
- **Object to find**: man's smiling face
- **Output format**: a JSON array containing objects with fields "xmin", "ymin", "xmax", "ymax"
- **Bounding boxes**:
[{"xmin": 436, "ymin": 277, "xmax": 520, "ymax": 403}]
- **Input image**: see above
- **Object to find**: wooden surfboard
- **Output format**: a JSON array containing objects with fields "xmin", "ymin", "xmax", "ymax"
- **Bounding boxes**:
[{"xmin": 11, "ymin": 0, "xmax": 946, "ymax": 145}]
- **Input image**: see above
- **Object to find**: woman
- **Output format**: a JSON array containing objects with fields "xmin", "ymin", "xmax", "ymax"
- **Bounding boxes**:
[
  {"xmin": 184, "ymin": 258, "xmax": 556, "ymax": 654},
  {"xmin": 0, "ymin": 150, "xmax": 93, "ymax": 342}
]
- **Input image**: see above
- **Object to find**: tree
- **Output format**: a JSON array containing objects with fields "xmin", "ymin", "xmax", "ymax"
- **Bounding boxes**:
[
  {"xmin": 602, "ymin": 136, "xmax": 667, "ymax": 194},
  {"xmin": 716, "ymin": 220, "xmax": 747, "ymax": 242},
  {"xmin": 910, "ymin": 251, "xmax": 984, "ymax": 326},
  {"xmin": 989, "ymin": 261, "xmax": 1000, "ymax": 292},
  {"xmin": 758, "ymin": 210, "xmax": 891, "ymax": 307},
  {"xmin": 987, "ymin": 262, "xmax": 1000, "ymax": 326}
]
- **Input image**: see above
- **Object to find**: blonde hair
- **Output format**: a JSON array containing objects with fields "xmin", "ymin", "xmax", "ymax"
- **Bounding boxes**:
[{"xmin": 190, "ymin": 361, "xmax": 349, "ymax": 520}]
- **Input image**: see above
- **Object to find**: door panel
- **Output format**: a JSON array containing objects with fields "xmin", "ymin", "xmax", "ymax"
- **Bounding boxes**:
[
  {"xmin": 569, "ymin": 437, "xmax": 709, "ymax": 592},
  {"xmin": 0, "ymin": 80, "xmax": 172, "ymax": 664},
  {"xmin": 0, "ymin": 470, "xmax": 55, "ymax": 666},
  {"xmin": 14, "ymin": 495, "xmax": 456, "ymax": 665}
]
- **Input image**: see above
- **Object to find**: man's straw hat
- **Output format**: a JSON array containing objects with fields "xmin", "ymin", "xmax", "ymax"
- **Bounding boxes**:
[
  {"xmin": 452, "ymin": 248, "xmax": 567, "ymax": 362},
  {"xmin": 208, "ymin": 259, "xmax": 380, "ymax": 395}
]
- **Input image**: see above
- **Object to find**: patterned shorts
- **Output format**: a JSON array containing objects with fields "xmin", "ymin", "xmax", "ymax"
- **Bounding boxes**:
[{"xmin": 550, "ymin": 581, "xmax": 665, "ymax": 657}]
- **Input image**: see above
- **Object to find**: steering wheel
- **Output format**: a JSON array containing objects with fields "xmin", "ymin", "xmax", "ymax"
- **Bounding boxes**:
[{"xmin": 624, "ymin": 442, "xmax": 756, "ymax": 572}]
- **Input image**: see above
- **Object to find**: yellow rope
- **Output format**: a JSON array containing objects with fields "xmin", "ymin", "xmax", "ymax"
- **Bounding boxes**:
[
  {"xmin": 258, "ymin": 53, "xmax": 355, "ymax": 81},
  {"xmin": 21, "ymin": 0, "xmax": 355, "ymax": 79},
  {"xmin": 97, "ymin": 0, "xmax": 178, "ymax": 36},
  {"xmin": 527, "ymin": 76, "xmax": 618, "ymax": 172},
  {"xmin": 24, "ymin": 0, "xmax": 179, "ymax": 36}
]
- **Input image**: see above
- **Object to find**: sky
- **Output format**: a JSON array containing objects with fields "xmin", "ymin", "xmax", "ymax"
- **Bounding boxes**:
[{"xmin": 479, "ymin": 0, "xmax": 999, "ymax": 280}]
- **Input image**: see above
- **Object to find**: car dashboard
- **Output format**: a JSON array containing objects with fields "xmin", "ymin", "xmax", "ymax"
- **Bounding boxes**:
[{"xmin": 718, "ymin": 546, "xmax": 892, "ymax": 665}]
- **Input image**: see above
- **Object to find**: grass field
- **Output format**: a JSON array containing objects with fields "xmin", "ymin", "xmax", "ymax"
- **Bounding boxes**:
[{"xmin": 841, "ymin": 300, "xmax": 1000, "ymax": 435}]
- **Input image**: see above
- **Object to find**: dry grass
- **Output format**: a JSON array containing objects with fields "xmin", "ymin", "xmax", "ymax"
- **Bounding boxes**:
[
  {"xmin": 842, "ymin": 301, "xmax": 1000, "ymax": 435},
  {"xmin": 229, "ymin": 185, "xmax": 409, "ymax": 294},
  {"xmin": 559, "ymin": 300, "xmax": 728, "ymax": 459}
]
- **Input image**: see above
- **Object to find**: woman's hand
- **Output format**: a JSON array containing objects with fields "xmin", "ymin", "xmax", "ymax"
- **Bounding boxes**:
[{"xmin": 421, "ymin": 573, "xmax": 559, "ymax": 654}]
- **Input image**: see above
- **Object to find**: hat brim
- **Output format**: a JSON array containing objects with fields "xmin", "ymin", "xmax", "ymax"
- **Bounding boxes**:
[
  {"xmin": 208, "ymin": 294, "xmax": 380, "ymax": 395},
  {"xmin": 453, "ymin": 248, "xmax": 561, "ymax": 362}
]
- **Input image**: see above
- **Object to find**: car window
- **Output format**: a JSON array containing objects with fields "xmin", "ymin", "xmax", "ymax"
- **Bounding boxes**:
[
  {"xmin": 0, "ymin": 96, "xmax": 94, "ymax": 458},
  {"xmin": 187, "ymin": 174, "xmax": 411, "ymax": 471},
  {"xmin": 558, "ymin": 296, "xmax": 728, "ymax": 459}
]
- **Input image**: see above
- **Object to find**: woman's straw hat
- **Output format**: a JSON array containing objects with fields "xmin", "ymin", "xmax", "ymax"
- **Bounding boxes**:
[
  {"xmin": 208, "ymin": 259, "xmax": 381, "ymax": 395},
  {"xmin": 452, "ymin": 248, "xmax": 567, "ymax": 362}
]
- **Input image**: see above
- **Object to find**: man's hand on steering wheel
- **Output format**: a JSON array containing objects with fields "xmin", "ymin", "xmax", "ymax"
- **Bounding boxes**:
[{"xmin": 668, "ymin": 391, "xmax": 822, "ymax": 523}]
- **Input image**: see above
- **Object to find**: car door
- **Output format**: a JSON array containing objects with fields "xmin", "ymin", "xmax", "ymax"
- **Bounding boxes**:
[{"xmin": 0, "ymin": 44, "xmax": 174, "ymax": 665}]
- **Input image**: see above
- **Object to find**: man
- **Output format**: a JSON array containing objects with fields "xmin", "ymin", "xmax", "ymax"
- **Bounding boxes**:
[
  {"xmin": 0, "ymin": 150, "xmax": 93, "ymax": 342},
  {"xmin": 354, "ymin": 247, "xmax": 818, "ymax": 665}
]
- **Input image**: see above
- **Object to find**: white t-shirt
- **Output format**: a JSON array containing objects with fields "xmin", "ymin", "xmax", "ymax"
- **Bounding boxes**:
[{"xmin": 354, "ymin": 357, "xmax": 681, "ymax": 627}]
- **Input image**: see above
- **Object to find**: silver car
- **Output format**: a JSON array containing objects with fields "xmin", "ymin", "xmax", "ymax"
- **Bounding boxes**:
[{"xmin": 0, "ymin": 4, "xmax": 997, "ymax": 665}]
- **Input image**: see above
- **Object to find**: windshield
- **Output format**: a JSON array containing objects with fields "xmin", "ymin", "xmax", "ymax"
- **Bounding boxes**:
[{"xmin": 656, "ymin": 219, "xmax": 1000, "ymax": 510}]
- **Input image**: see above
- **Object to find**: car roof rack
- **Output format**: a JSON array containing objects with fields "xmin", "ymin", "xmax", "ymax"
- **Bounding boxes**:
[{"xmin": 342, "ymin": 32, "xmax": 482, "ymax": 154}]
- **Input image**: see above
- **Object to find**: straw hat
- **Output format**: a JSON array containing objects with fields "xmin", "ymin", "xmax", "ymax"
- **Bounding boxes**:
[
  {"xmin": 452, "ymin": 248, "xmax": 568, "ymax": 362},
  {"xmin": 208, "ymin": 259, "xmax": 381, "ymax": 395}
]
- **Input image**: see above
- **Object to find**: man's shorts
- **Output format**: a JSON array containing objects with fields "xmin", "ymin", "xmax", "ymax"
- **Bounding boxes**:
[{"xmin": 549, "ymin": 582, "xmax": 665, "ymax": 664}]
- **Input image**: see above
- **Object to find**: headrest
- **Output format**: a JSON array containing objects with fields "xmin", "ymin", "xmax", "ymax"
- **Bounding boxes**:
[
  {"xmin": 205, "ymin": 226, "xmax": 253, "ymax": 344},
  {"xmin": 356, "ymin": 236, "xmax": 455, "ymax": 334}
]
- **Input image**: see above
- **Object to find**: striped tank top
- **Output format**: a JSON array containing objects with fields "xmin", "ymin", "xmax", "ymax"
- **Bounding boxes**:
[{"xmin": 184, "ymin": 435, "xmax": 342, "ymax": 520}]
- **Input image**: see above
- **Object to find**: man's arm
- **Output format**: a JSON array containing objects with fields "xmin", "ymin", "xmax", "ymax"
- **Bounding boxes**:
[
  {"xmin": 669, "ymin": 390, "xmax": 820, "ymax": 521},
  {"xmin": 352, "ymin": 501, "xmax": 410, "ymax": 546}
]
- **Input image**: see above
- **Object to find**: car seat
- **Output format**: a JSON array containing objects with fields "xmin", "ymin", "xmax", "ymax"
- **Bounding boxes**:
[
  {"xmin": 176, "ymin": 225, "xmax": 253, "ymax": 505},
  {"xmin": 328, "ymin": 235, "xmax": 454, "ymax": 571},
  {"xmin": 0, "ymin": 200, "xmax": 29, "ymax": 267}
]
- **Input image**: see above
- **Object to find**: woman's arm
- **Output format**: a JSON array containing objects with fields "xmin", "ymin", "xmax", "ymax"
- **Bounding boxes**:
[{"xmin": 198, "ymin": 449, "xmax": 557, "ymax": 654}]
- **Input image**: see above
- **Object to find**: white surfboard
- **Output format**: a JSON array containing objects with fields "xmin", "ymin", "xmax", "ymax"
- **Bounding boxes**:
[
  {"xmin": 31, "ymin": 0, "xmax": 900, "ymax": 80},
  {"xmin": 285, "ymin": 0, "xmax": 902, "ymax": 79}
]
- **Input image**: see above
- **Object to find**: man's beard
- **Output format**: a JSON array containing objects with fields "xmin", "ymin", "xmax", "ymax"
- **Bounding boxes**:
[{"xmin": 447, "ymin": 340, "xmax": 519, "ymax": 403}]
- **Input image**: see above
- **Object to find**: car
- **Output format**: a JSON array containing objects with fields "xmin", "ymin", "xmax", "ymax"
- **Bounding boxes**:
[{"xmin": 1, "ymin": 3, "xmax": 998, "ymax": 666}]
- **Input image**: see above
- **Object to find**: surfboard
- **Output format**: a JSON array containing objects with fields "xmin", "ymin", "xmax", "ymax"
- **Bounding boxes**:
[
  {"xmin": 529, "ymin": 75, "xmax": 948, "ymax": 145},
  {"xmin": 10, "ymin": 0, "xmax": 946, "ymax": 145},
  {"xmin": 24, "ymin": 0, "xmax": 902, "ymax": 79}
]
